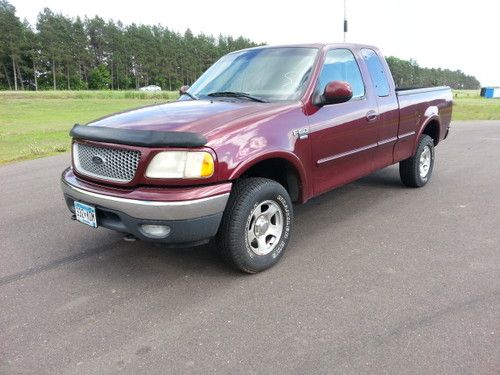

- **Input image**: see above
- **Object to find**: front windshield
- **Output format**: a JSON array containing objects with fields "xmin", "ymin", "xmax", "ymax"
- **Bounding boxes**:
[{"xmin": 187, "ymin": 47, "xmax": 318, "ymax": 102}]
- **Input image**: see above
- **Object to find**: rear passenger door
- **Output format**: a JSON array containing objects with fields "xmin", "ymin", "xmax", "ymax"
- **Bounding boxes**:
[
  {"xmin": 308, "ymin": 48, "xmax": 379, "ymax": 195},
  {"xmin": 361, "ymin": 48, "xmax": 399, "ymax": 170}
]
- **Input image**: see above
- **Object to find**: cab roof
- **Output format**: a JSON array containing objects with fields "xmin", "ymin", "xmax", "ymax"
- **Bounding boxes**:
[{"xmin": 238, "ymin": 42, "xmax": 379, "ymax": 52}]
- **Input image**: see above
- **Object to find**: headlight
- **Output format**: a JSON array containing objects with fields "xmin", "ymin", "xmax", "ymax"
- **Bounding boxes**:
[{"xmin": 145, "ymin": 151, "xmax": 214, "ymax": 179}]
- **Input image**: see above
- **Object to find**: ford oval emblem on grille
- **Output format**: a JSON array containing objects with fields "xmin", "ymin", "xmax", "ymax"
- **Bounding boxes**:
[{"xmin": 92, "ymin": 155, "xmax": 105, "ymax": 165}]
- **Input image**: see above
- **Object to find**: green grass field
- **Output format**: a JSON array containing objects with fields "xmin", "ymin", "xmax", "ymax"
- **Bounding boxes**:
[
  {"xmin": 0, "ymin": 89, "xmax": 499, "ymax": 164},
  {"xmin": 0, "ymin": 91, "xmax": 178, "ymax": 164},
  {"xmin": 452, "ymin": 90, "xmax": 500, "ymax": 120}
]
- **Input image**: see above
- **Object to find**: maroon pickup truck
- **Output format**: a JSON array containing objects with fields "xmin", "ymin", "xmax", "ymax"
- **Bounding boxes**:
[{"xmin": 61, "ymin": 43, "xmax": 452, "ymax": 273}]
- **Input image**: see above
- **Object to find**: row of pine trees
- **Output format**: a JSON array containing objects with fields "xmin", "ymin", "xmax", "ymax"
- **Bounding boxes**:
[
  {"xmin": 386, "ymin": 56, "xmax": 479, "ymax": 90},
  {"xmin": 0, "ymin": 1, "xmax": 480, "ymax": 91},
  {"xmin": 0, "ymin": 1, "xmax": 258, "ymax": 91}
]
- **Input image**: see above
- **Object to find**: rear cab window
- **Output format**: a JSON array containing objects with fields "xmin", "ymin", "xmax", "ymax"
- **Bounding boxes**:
[{"xmin": 361, "ymin": 48, "xmax": 390, "ymax": 97}]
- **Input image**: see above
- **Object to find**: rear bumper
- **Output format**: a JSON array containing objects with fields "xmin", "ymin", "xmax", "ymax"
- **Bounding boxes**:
[{"xmin": 61, "ymin": 168, "xmax": 230, "ymax": 244}]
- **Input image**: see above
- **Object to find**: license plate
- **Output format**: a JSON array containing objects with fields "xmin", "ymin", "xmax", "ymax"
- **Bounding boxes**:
[{"xmin": 74, "ymin": 201, "xmax": 97, "ymax": 228}]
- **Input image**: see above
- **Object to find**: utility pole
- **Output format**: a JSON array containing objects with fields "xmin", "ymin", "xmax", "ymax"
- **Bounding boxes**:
[{"xmin": 343, "ymin": 0, "xmax": 348, "ymax": 42}]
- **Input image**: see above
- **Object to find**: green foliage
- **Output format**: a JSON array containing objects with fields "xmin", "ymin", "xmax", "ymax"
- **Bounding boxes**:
[
  {"xmin": 0, "ymin": 0, "xmax": 482, "ymax": 92},
  {"xmin": 88, "ymin": 64, "xmax": 110, "ymax": 89},
  {"xmin": 0, "ymin": 0, "xmax": 26, "ymax": 90},
  {"xmin": 70, "ymin": 75, "xmax": 86, "ymax": 90},
  {"xmin": 0, "ymin": 1, "xmax": 259, "ymax": 91},
  {"xmin": 386, "ymin": 56, "xmax": 480, "ymax": 89}
]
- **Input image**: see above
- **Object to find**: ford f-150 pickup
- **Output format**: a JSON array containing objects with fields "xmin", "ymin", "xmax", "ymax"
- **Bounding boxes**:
[{"xmin": 61, "ymin": 43, "xmax": 452, "ymax": 273}]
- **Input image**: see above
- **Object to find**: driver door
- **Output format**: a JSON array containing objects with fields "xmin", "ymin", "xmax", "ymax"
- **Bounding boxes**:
[{"xmin": 307, "ymin": 48, "xmax": 379, "ymax": 195}]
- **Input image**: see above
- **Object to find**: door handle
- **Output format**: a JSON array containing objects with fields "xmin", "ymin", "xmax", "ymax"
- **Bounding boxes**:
[{"xmin": 366, "ymin": 110, "xmax": 378, "ymax": 122}]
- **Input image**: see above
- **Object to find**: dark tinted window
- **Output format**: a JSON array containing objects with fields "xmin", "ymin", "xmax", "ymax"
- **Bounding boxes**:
[
  {"xmin": 361, "ymin": 48, "xmax": 390, "ymax": 97},
  {"xmin": 317, "ymin": 49, "xmax": 364, "ymax": 98}
]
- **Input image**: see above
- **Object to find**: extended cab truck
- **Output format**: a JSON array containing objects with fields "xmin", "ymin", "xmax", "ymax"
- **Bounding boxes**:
[{"xmin": 61, "ymin": 43, "xmax": 452, "ymax": 273}]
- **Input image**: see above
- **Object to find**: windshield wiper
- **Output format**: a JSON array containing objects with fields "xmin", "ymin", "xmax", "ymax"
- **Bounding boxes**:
[
  {"xmin": 182, "ymin": 91, "xmax": 198, "ymax": 100},
  {"xmin": 207, "ymin": 91, "xmax": 268, "ymax": 103}
]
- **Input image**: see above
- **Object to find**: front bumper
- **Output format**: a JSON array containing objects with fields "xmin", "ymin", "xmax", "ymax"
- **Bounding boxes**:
[{"xmin": 61, "ymin": 168, "xmax": 231, "ymax": 244}]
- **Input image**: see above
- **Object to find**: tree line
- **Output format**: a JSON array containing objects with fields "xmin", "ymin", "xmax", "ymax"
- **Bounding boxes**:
[
  {"xmin": 0, "ymin": 1, "xmax": 480, "ymax": 91},
  {"xmin": 386, "ymin": 56, "xmax": 479, "ymax": 89},
  {"xmin": 0, "ymin": 1, "xmax": 258, "ymax": 91}
]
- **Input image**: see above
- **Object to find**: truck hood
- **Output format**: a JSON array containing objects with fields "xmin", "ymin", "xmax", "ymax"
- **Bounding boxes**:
[{"xmin": 87, "ymin": 99, "xmax": 297, "ymax": 144}]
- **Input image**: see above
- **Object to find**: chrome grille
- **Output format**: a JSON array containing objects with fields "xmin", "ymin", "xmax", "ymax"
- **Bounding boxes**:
[{"xmin": 73, "ymin": 143, "xmax": 141, "ymax": 183}]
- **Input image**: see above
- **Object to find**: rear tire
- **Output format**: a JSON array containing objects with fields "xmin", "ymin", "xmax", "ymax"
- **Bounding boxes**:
[
  {"xmin": 217, "ymin": 178, "xmax": 293, "ymax": 273},
  {"xmin": 399, "ymin": 134, "xmax": 435, "ymax": 187}
]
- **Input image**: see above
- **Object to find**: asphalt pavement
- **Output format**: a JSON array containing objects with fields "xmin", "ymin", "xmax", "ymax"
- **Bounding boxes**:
[{"xmin": 0, "ymin": 121, "xmax": 499, "ymax": 374}]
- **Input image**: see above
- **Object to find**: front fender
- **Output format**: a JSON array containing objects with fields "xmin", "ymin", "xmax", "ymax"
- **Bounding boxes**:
[{"xmin": 228, "ymin": 150, "xmax": 311, "ymax": 202}]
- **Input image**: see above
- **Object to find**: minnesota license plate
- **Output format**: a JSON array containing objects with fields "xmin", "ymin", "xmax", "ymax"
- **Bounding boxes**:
[{"xmin": 74, "ymin": 201, "xmax": 97, "ymax": 228}]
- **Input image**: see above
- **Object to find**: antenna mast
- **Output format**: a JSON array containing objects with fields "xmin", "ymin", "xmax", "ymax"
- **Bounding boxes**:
[{"xmin": 343, "ymin": 0, "xmax": 348, "ymax": 42}]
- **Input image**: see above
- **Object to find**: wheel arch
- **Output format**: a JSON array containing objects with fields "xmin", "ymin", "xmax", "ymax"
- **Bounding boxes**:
[
  {"xmin": 228, "ymin": 152, "xmax": 308, "ymax": 203},
  {"xmin": 419, "ymin": 116, "xmax": 441, "ymax": 146}
]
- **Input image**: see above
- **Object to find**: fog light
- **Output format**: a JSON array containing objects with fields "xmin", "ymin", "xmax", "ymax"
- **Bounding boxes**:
[{"xmin": 140, "ymin": 224, "xmax": 171, "ymax": 238}]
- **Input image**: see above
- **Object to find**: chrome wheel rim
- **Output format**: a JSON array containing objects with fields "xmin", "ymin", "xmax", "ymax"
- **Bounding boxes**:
[
  {"xmin": 419, "ymin": 146, "xmax": 431, "ymax": 178},
  {"xmin": 247, "ymin": 200, "xmax": 284, "ymax": 256}
]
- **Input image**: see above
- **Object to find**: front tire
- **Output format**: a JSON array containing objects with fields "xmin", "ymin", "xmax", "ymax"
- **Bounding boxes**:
[
  {"xmin": 217, "ymin": 178, "xmax": 293, "ymax": 273},
  {"xmin": 399, "ymin": 134, "xmax": 435, "ymax": 187}
]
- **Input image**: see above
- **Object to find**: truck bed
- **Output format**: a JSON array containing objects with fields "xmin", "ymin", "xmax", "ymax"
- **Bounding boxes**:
[
  {"xmin": 395, "ymin": 86, "xmax": 451, "ymax": 95},
  {"xmin": 396, "ymin": 86, "xmax": 452, "ymax": 137}
]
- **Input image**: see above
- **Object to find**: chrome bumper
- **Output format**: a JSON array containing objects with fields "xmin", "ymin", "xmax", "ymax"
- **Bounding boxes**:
[{"xmin": 61, "ymin": 178, "xmax": 229, "ymax": 221}]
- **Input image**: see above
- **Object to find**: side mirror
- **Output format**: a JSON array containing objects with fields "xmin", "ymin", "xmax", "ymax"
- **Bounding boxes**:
[
  {"xmin": 321, "ymin": 81, "xmax": 353, "ymax": 105},
  {"xmin": 179, "ymin": 85, "xmax": 190, "ymax": 95}
]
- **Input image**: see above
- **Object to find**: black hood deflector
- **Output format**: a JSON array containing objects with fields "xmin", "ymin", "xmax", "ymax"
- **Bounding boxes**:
[{"xmin": 70, "ymin": 124, "xmax": 207, "ymax": 148}]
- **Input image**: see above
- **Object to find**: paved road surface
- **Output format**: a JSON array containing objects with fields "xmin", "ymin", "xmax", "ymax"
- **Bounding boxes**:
[{"xmin": 1, "ymin": 121, "xmax": 499, "ymax": 374}]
